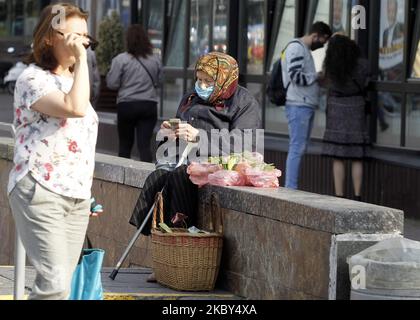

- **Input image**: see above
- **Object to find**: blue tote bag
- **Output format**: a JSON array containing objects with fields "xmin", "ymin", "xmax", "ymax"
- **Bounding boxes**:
[{"xmin": 69, "ymin": 240, "xmax": 105, "ymax": 300}]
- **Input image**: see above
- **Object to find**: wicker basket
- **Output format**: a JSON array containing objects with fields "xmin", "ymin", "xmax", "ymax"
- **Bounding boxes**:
[{"xmin": 151, "ymin": 192, "xmax": 224, "ymax": 291}]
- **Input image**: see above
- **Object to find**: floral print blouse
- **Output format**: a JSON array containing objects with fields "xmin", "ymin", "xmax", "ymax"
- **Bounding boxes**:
[{"xmin": 8, "ymin": 64, "xmax": 99, "ymax": 200}]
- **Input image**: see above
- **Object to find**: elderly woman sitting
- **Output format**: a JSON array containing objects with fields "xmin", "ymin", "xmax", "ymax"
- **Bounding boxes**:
[{"xmin": 129, "ymin": 52, "xmax": 261, "ymax": 255}]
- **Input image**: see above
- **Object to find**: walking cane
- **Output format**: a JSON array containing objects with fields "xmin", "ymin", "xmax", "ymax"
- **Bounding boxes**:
[{"xmin": 109, "ymin": 142, "xmax": 196, "ymax": 280}]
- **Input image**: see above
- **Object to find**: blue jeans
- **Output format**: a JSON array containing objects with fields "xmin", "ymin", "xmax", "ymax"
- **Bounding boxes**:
[{"xmin": 285, "ymin": 105, "xmax": 315, "ymax": 190}]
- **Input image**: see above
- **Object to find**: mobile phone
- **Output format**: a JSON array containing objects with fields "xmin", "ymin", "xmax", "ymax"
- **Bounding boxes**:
[{"xmin": 169, "ymin": 118, "xmax": 181, "ymax": 130}]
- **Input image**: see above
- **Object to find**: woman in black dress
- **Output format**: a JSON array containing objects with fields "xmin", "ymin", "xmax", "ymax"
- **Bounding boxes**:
[{"xmin": 322, "ymin": 35, "xmax": 371, "ymax": 201}]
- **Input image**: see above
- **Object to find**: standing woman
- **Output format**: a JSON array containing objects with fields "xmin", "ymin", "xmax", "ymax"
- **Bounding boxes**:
[
  {"xmin": 8, "ymin": 4, "xmax": 99, "ymax": 300},
  {"xmin": 107, "ymin": 24, "xmax": 162, "ymax": 162},
  {"xmin": 322, "ymin": 35, "xmax": 370, "ymax": 201}
]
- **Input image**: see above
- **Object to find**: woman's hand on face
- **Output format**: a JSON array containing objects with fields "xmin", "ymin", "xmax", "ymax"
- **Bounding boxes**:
[
  {"xmin": 63, "ymin": 32, "xmax": 88, "ymax": 61},
  {"xmin": 175, "ymin": 123, "xmax": 200, "ymax": 142}
]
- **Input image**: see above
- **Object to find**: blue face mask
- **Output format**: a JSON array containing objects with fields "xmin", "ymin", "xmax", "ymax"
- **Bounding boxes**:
[{"xmin": 195, "ymin": 81, "xmax": 214, "ymax": 101}]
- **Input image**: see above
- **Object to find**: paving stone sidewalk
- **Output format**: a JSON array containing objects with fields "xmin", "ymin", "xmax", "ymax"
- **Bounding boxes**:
[{"xmin": 0, "ymin": 267, "xmax": 240, "ymax": 301}]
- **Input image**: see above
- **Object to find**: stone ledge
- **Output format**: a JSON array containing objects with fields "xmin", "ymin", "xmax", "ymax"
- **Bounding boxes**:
[
  {"xmin": 0, "ymin": 140, "xmax": 404, "ymax": 236},
  {"xmin": 0, "ymin": 138, "xmax": 14, "ymax": 162},
  {"xmin": 199, "ymin": 186, "xmax": 404, "ymax": 235}
]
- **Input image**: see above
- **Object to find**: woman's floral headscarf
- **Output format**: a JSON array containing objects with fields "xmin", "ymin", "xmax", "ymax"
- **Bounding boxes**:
[{"xmin": 181, "ymin": 52, "xmax": 239, "ymax": 112}]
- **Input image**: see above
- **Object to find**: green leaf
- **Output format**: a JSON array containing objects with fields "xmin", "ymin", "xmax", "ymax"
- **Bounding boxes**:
[
  {"xmin": 264, "ymin": 164, "xmax": 276, "ymax": 171},
  {"xmin": 227, "ymin": 155, "xmax": 240, "ymax": 171},
  {"xmin": 159, "ymin": 223, "xmax": 173, "ymax": 233}
]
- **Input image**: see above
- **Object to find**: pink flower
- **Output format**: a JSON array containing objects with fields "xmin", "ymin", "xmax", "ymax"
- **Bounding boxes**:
[
  {"xmin": 68, "ymin": 141, "xmax": 78, "ymax": 153},
  {"xmin": 59, "ymin": 119, "xmax": 67, "ymax": 128},
  {"xmin": 44, "ymin": 163, "xmax": 54, "ymax": 173},
  {"xmin": 15, "ymin": 164, "xmax": 22, "ymax": 172},
  {"xmin": 44, "ymin": 173, "xmax": 51, "ymax": 181},
  {"xmin": 16, "ymin": 109, "xmax": 21, "ymax": 118}
]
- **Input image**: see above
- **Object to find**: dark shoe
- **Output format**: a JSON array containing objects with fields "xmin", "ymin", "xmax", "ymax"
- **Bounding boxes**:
[
  {"xmin": 147, "ymin": 272, "xmax": 157, "ymax": 283},
  {"xmin": 354, "ymin": 196, "xmax": 362, "ymax": 202}
]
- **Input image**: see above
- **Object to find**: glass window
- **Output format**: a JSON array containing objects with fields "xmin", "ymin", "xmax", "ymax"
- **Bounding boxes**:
[
  {"xmin": 0, "ymin": 0, "xmax": 41, "ymax": 44},
  {"xmin": 406, "ymin": 94, "xmax": 420, "ymax": 149},
  {"xmin": 378, "ymin": 0, "xmax": 406, "ymax": 82},
  {"xmin": 166, "ymin": 0, "xmax": 187, "ymax": 67},
  {"xmin": 101, "ymin": 0, "xmax": 131, "ymax": 28},
  {"xmin": 0, "ymin": 0, "xmax": 24, "ymax": 37},
  {"xmin": 410, "ymin": 3, "xmax": 420, "ymax": 79},
  {"xmin": 265, "ymin": 106, "xmax": 289, "ymax": 134},
  {"xmin": 247, "ymin": 83, "xmax": 264, "ymax": 121},
  {"xmin": 90, "ymin": 0, "xmax": 132, "ymax": 37},
  {"xmin": 146, "ymin": 0, "xmax": 164, "ymax": 57},
  {"xmin": 310, "ymin": 0, "xmax": 330, "ymax": 72},
  {"xmin": 376, "ymin": 92, "xmax": 402, "ymax": 147},
  {"xmin": 246, "ymin": 0, "xmax": 265, "ymax": 75},
  {"xmin": 412, "ymin": 41, "xmax": 420, "ymax": 78},
  {"xmin": 213, "ymin": 0, "xmax": 228, "ymax": 53},
  {"xmin": 266, "ymin": 0, "xmax": 296, "ymax": 134},
  {"xmin": 247, "ymin": 83, "xmax": 263, "ymax": 105},
  {"xmin": 162, "ymin": 78, "xmax": 184, "ymax": 118},
  {"xmin": 0, "ymin": 2, "xmax": 6, "ymax": 37},
  {"xmin": 190, "ymin": 0, "xmax": 212, "ymax": 66},
  {"xmin": 332, "ymin": 0, "xmax": 350, "ymax": 35},
  {"xmin": 307, "ymin": 0, "xmax": 330, "ymax": 139},
  {"xmin": 270, "ymin": 0, "xmax": 296, "ymax": 71},
  {"xmin": 314, "ymin": 0, "xmax": 331, "ymax": 23}
]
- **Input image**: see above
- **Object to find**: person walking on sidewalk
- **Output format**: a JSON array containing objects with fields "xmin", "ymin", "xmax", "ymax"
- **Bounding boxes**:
[
  {"xmin": 8, "ymin": 4, "xmax": 99, "ymax": 300},
  {"xmin": 322, "ymin": 35, "xmax": 371, "ymax": 201},
  {"xmin": 107, "ymin": 24, "xmax": 162, "ymax": 162},
  {"xmin": 282, "ymin": 21, "xmax": 332, "ymax": 190}
]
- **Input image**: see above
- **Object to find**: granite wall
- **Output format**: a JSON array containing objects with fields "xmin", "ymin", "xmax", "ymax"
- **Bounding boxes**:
[{"xmin": 0, "ymin": 138, "xmax": 404, "ymax": 300}]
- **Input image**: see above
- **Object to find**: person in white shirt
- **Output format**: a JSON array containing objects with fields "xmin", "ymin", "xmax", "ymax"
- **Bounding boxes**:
[{"xmin": 8, "ymin": 4, "xmax": 99, "ymax": 300}]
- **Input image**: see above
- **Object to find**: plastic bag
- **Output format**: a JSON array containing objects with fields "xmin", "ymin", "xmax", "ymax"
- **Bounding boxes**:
[
  {"xmin": 348, "ymin": 238, "xmax": 420, "ymax": 290},
  {"xmin": 187, "ymin": 162, "xmax": 222, "ymax": 187},
  {"xmin": 242, "ymin": 151, "xmax": 264, "ymax": 164},
  {"xmin": 208, "ymin": 170, "xmax": 246, "ymax": 187},
  {"xmin": 187, "ymin": 162, "xmax": 222, "ymax": 176},
  {"xmin": 245, "ymin": 168, "xmax": 282, "ymax": 188},
  {"xmin": 234, "ymin": 162, "xmax": 252, "ymax": 176},
  {"xmin": 70, "ymin": 248, "xmax": 105, "ymax": 300}
]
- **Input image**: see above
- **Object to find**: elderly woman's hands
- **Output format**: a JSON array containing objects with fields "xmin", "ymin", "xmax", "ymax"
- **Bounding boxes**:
[
  {"xmin": 160, "ymin": 121, "xmax": 176, "ymax": 141},
  {"xmin": 161, "ymin": 121, "xmax": 199, "ymax": 142},
  {"xmin": 176, "ymin": 123, "xmax": 200, "ymax": 142}
]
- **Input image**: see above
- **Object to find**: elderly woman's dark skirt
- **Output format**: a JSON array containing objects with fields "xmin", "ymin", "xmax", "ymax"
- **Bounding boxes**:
[
  {"xmin": 129, "ymin": 165, "xmax": 198, "ymax": 236},
  {"xmin": 322, "ymin": 95, "xmax": 371, "ymax": 159}
]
